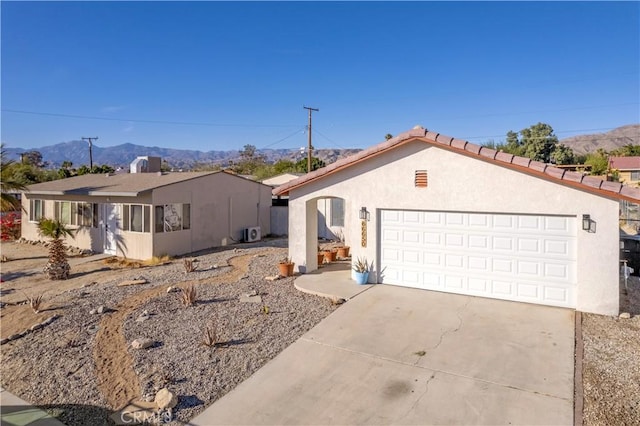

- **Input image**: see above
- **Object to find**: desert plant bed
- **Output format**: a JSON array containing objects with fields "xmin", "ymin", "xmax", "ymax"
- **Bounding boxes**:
[{"xmin": 0, "ymin": 241, "xmax": 338, "ymax": 425}]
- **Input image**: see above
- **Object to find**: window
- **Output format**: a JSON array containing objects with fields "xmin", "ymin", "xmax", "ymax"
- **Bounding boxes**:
[
  {"xmin": 122, "ymin": 204, "xmax": 151, "ymax": 233},
  {"xmin": 53, "ymin": 201, "xmax": 98, "ymax": 227},
  {"xmin": 29, "ymin": 199, "xmax": 45, "ymax": 222},
  {"xmin": 631, "ymin": 171, "xmax": 640, "ymax": 181},
  {"xmin": 330, "ymin": 198, "xmax": 344, "ymax": 227},
  {"xmin": 155, "ymin": 203, "xmax": 191, "ymax": 233}
]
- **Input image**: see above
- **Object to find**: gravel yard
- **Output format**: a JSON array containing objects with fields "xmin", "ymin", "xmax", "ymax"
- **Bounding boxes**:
[
  {"xmin": 581, "ymin": 275, "xmax": 640, "ymax": 425},
  {"xmin": 0, "ymin": 241, "xmax": 338, "ymax": 425}
]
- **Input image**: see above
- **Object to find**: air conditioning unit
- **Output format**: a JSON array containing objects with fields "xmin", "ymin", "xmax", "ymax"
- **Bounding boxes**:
[{"xmin": 244, "ymin": 226, "xmax": 261, "ymax": 243}]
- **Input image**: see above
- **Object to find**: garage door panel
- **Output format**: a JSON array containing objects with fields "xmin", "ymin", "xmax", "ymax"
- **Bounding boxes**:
[{"xmin": 380, "ymin": 210, "xmax": 577, "ymax": 308}]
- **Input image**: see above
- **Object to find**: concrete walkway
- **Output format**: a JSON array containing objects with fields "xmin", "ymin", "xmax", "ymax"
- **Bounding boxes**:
[
  {"xmin": 294, "ymin": 261, "xmax": 373, "ymax": 300},
  {"xmin": 192, "ymin": 285, "xmax": 575, "ymax": 425},
  {"xmin": 0, "ymin": 387, "xmax": 65, "ymax": 426}
]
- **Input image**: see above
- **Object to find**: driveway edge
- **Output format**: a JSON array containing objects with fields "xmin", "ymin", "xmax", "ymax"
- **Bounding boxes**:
[{"xmin": 574, "ymin": 311, "xmax": 584, "ymax": 426}]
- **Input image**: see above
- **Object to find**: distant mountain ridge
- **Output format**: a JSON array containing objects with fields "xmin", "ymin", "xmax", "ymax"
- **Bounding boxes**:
[
  {"xmin": 5, "ymin": 124, "xmax": 638, "ymax": 169},
  {"xmin": 559, "ymin": 124, "xmax": 639, "ymax": 155}
]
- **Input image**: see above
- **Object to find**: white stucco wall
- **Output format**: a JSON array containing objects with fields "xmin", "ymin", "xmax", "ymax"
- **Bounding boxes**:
[
  {"xmin": 287, "ymin": 141, "xmax": 620, "ymax": 316},
  {"xmin": 152, "ymin": 172, "xmax": 272, "ymax": 257}
]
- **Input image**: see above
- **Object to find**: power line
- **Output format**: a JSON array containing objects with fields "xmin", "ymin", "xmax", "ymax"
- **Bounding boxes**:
[
  {"xmin": 1, "ymin": 108, "xmax": 300, "ymax": 129},
  {"xmin": 258, "ymin": 127, "xmax": 307, "ymax": 150}
]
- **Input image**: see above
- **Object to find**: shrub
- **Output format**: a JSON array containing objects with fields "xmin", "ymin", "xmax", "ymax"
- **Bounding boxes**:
[
  {"xmin": 1, "ymin": 212, "xmax": 21, "ymax": 241},
  {"xmin": 201, "ymin": 321, "xmax": 218, "ymax": 348},
  {"xmin": 180, "ymin": 285, "xmax": 197, "ymax": 307},
  {"xmin": 183, "ymin": 258, "xmax": 198, "ymax": 273}
]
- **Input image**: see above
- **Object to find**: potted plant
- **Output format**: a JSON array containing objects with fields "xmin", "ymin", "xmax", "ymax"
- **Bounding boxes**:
[
  {"xmin": 323, "ymin": 249, "xmax": 337, "ymax": 264},
  {"xmin": 353, "ymin": 257, "xmax": 369, "ymax": 285},
  {"xmin": 337, "ymin": 246, "xmax": 350, "ymax": 259},
  {"xmin": 278, "ymin": 257, "xmax": 295, "ymax": 277},
  {"xmin": 336, "ymin": 231, "xmax": 350, "ymax": 259},
  {"xmin": 317, "ymin": 247, "xmax": 325, "ymax": 266}
]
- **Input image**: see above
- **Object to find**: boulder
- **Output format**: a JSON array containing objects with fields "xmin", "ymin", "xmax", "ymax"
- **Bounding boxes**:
[
  {"xmin": 154, "ymin": 388, "xmax": 178, "ymax": 410},
  {"xmin": 131, "ymin": 338, "xmax": 154, "ymax": 349}
]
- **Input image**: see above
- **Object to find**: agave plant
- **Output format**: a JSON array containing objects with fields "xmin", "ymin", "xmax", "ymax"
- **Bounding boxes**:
[{"xmin": 37, "ymin": 218, "xmax": 76, "ymax": 280}]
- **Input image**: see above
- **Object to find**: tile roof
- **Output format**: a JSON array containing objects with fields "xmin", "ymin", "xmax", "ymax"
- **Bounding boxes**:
[
  {"xmin": 26, "ymin": 171, "xmax": 219, "ymax": 196},
  {"xmin": 273, "ymin": 127, "xmax": 640, "ymax": 203},
  {"xmin": 609, "ymin": 156, "xmax": 640, "ymax": 171}
]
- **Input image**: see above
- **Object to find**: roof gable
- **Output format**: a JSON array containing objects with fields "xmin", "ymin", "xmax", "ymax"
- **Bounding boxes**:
[{"xmin": 273, "ymin": 128, "xmax": 640, "ymax": 203}]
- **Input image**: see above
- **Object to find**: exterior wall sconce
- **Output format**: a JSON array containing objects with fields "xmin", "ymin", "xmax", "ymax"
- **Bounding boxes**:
[
  {"xmin": 582, "ymin": 214, "xmax": 596, "ymax": 233},
  {"xmin": 359, "ymin": 207, "xmax": 370, "ymax": 221}
]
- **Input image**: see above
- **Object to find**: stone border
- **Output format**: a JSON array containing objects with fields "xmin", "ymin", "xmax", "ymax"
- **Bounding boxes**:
[
  {"xmin": 574, "ymin": 311, "xmax": 584, "ymax": 426},
  {"xmin": 0, "ymin": 314, "xmax": 60, "ymax": 345},
  {"xmin": 15, "ymin": 238, "xmax": 94, "ymax": 256}
]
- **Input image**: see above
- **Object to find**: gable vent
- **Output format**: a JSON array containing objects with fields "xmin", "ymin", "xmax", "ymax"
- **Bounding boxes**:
[{"xmin": 415, "ymin": 170, "xmax": 428, "ymax": 187}]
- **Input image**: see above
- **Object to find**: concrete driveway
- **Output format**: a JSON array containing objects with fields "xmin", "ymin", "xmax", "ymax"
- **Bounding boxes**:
[{"xmin": 192, "ymin": 285, "xmax": 575, "ymax": 425}]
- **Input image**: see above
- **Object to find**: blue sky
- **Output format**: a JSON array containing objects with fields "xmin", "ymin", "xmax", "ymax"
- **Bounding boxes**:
[{"xmin": 1, "ymin": 1, "xmax": 638, "ymax": 153}]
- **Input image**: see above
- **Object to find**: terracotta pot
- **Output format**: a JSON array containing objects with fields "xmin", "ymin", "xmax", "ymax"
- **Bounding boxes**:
[
  {"xmin": 322, "ymin": 250, "xmax": 336, "ymax": 263},
  {"xmin": 278, "ymin": 262, "xmax": 295, "ymax": 277},
  {"xmin": 337, "ymin": 246, "xmax": 350, "ymax": 259},
  {"xmin": 317, "ymin": 253, "xmax": 325, "ymax": 265}
]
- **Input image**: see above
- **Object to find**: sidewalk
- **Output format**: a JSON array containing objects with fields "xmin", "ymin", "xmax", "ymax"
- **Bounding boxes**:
[{"xmin": 0, "ymin": 387, "xmax": 65, "ymax": 426}]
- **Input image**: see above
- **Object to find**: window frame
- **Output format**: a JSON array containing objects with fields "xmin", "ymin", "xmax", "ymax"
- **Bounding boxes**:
[
  {"xmin": 154, "ymin": 203, "xmax": 191, "ymax": 233},
  {"xmin": 29, "ymin": 199, "xmax": 45, "ymax": 222},
  {"xmin": 330, "ymin": 198, "xmax": 345, "ymax": 227}
]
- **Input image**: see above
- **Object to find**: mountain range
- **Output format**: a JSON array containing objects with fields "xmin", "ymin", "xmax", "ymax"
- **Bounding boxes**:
[{"xmin": 4, "ymin": 124, "xmax": 638, "ymax": 169}]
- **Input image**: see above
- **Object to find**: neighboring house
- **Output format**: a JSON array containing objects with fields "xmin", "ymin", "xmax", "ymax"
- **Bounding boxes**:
[
  {"xmin": 275, "ymin": 127, "xmax": 640, "ymax": 316},
  {"xmin": 22, "ymin": 159, "xmax": 272, "ymax": 259},
  {"xmin": 262, "ymin": 172, "xmax": 344, "ymax": 239},
  {"xmin": 609, "ymin": 156, "xmax": 640, "ymax": 186}
]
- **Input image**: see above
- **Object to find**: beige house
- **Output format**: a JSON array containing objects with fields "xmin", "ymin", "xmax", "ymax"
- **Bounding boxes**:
[
  {"xmin": 275, "ymin": 127, "xmax": 640, "ymax": 316},
  {"xmin": 23, "ymin": 165, "xmax": 272, "ymax": 259},
  {"xmin": 609, "ymin": 156, "xmax": 640, "ymax": 186}
]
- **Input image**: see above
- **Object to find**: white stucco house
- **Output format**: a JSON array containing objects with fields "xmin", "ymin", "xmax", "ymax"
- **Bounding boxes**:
[
  {"xmin": 22, "ymin": 161, "xmax": 272, "ymax": 260},
  {"xmin": 274, "ymin": 127, "xmax": 640, "ymax": 316}
]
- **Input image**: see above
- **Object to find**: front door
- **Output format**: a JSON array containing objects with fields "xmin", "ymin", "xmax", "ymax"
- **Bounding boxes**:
[{"xmin": 103, "ymin": 204, "xmax": 119, "ymax": 255}]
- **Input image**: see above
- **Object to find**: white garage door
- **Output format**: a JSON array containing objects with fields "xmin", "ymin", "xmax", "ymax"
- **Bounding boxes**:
[{"xmin": 380, "ymin": 210, "xmax": 577, "ymax": 308}]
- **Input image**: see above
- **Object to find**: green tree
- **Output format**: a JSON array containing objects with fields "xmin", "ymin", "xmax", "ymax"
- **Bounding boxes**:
[
  {"xmin": 1, "ymin": 145, "xmax": 28, "ymax": 211},
  {"xmin": 231, "ymin": 144, "xmax": 267, "ymax": 175},
  {"xmin": 385, "ymin": 133, "xmax": 393, "ymax": 141},
  {"xmin": 295, "ymin": 157, "xmax": 325, "ymax": 173},
  {"xmin": 503, "ymin": 130, "xmax": 525, "ymax": 156},
  {"xmin": 611, "ymin": 144, "xmax": 640, "ymax": 157},
  {"xmin": 520, "ymin": 123, "xmax": 559, "ymax": 163},
  {"xmin": 37, "ymin": 218, "xmax": 76, "ymax": 280},
  {"xmin": 550, "ymin": 144, "xmax": 575, "ymax": 165},
  {"xmin": 585, "ymin": 149, "xmax": 609, "ymax": 175},
  {"xmin": 76, "ymin": 164, "xmax": 115, "ymax": 175},
  {"xmin": 273, "ymin": 159, "xmax": 297, "ymax": 174},
  {"xmin": 22, "ymin": 150, "xmax": 44, "ymax": 167}
]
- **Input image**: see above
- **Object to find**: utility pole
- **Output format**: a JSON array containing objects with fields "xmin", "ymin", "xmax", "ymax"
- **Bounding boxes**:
[
  {"xmin": 81, "ymin": 137, "xmax": 98, "ymax": 170},
  {"xmin": 303, "ymin": 106, "xmax": 319, "ymax": 173}
]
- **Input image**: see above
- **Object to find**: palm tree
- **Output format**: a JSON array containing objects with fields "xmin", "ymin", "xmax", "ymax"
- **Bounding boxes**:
[
  {"xmin": 37, "ymin": 218, "xmax": 76, "ymax": 280},
  {"xmin": 1, "ymin": 145, "xmax": 28, "ymax": 212}
]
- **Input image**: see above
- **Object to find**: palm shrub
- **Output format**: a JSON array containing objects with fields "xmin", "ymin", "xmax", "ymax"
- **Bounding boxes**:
[
  {"xmin": 37, "ymin": 218, "xmax": 76, "ymax": 280},
  {"xmin": 1, "ymin": 145, "xmax": 28, "ymax": 212}
]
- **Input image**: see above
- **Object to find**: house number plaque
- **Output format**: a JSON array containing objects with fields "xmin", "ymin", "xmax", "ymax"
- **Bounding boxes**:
[{"xmin": 361, "ymin": 220, "xmax": 367, "ymax": 247}]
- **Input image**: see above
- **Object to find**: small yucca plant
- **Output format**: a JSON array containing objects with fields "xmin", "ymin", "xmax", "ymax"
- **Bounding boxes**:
[
  {"xmin": 180, "ymin": 285, "xmax": 197, "ymax": 307},
  {"xmin": 22, "ymin": 291, "xmax": 44, "ymax": 313},
  {"xmin": 183, "ymin": 258, "xmax": 198, "ymax": 273}
]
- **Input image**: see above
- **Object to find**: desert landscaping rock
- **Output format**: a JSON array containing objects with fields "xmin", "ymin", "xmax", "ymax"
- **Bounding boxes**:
[
  {"xmin": 265, "ymin": 275, "xmax": 281, "ymax": 281},
  {"xmin": 97, "ymin": 305, "xmax": 107, "ymax": 314},
  {"xmin": 619, "ymin": 312, "xmax": 631, "ymax": 319},
  {"xmin": 131, "ymin": 338, "xmax": 155, "ymax": 349},
  {"xmin": 155, "ymin": 388, "xmax": 178, "ymax": 410},
  {"xmin": 118, "ymin": 278, "xmax": 149, "ymax": 287},
  {"xmin": 239, "ymin": 294, "xmax": 262, "ymax": 303}
]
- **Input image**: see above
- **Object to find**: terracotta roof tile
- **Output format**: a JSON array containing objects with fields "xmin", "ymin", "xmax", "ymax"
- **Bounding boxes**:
[
  {"xmin": 621, "ymin": 185, "xmax": 640, "ymax": 199},
  {"xmin": 581, "ymin": 176, "xmax": 604, "ymax": 189},
  {"xmin": 511, "ymin": 156, "xmax": 531, "ymax": 168},
  {"xmin": 600, "ymin": 181, "xmax": 623, "ymax": 193},
  {"xmin": 437, "ymin": 134, "xmax": 455, "ymax": 146},
  {"xmin": 273, "ymin": 126, "xmax": 640, "ymax": 203},
  {"xmin": 529, "ymin": 161, "xmax": 547, "ymax": 173},
  {"xmin": 450, "ymin": 138, "xmax": 466, "ymax": 150},
  {"xmin": 495, "ymin": 152, "xmax": 514, "ymax": 163},
  {"xmin": 562, "ymin": 171, "xmax": 584, "ymax": 183},
  {"xmin": 544, "ymin": 166, "xmax": 566, "ymax": 180},
  {"xmin": 479, "ymin": 147, "xmax": 498, "ymax": 160},
  {"xmin": 425, "ymin": 131, "xmax": 440, "ymax": 141}
]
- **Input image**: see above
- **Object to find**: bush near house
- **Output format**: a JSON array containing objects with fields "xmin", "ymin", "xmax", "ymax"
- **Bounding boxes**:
[{"xmin": 1, "ymin": 212, "xmax": 21, "ymax": 241}]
